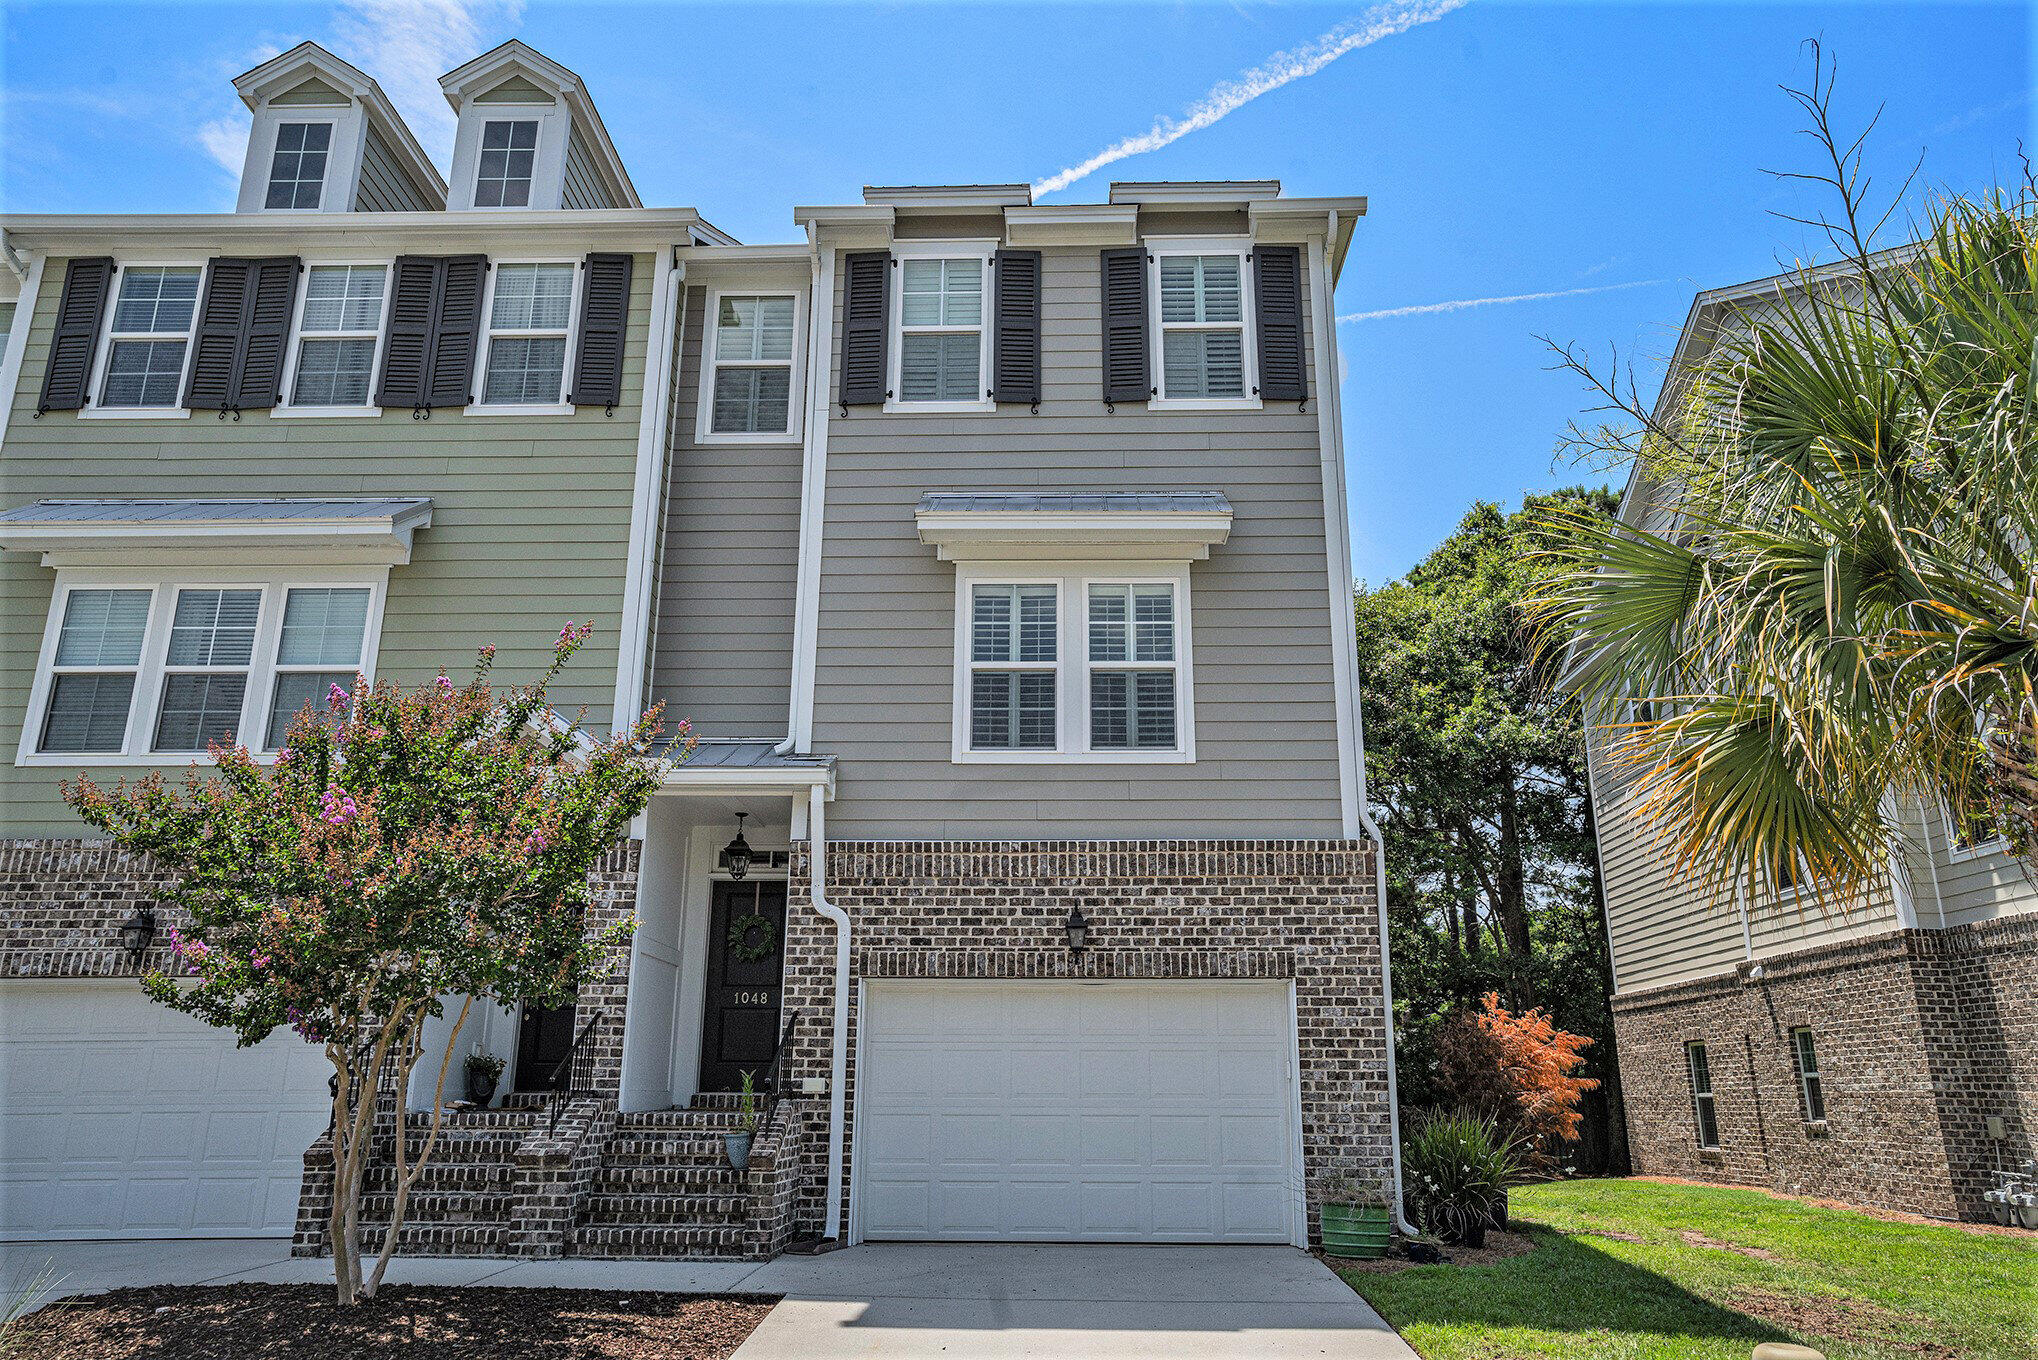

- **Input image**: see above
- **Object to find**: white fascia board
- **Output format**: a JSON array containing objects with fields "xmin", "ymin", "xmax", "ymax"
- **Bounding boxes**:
[
  {"xmin": 1108, "ymin": 180, "xmax": 1283, "ymax": 204},
  {"xmin": 3, "ymin": 506, "xmax": 432, "ymax": 568},
  {"xmin": 660, "ymin": 765, "xmax": 836, "ymax": 795},
  {"xmin": 1003, "ymin": 204, "xmax": 1139, "ymax": 247},
  {"xmin": 0, "ymin": 210, "xmax": 707, "ymax": 258},
  {"xmin": 864, "ymin": 185, "xmax": 1032, "ymax": 209},
  {"xmin": 913, "ymin": 509, "xmax": 1234, "ymax": 563},
  {"xmin": 791, "ymin": 204, "xmax": 896, "ymax": 249}
]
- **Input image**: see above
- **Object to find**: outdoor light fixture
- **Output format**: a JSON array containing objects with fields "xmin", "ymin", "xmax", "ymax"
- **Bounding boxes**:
[
  {"xmin": 118, "ymin": 905, "xmax": 157, "ymax": 961},
  {"xmin": 719, "ymin": 812, "xmax": 754, "ymax": 880},
  {"xmin": 1065, "ymin": 905, "xmax": 1088, "ymax": 956}
]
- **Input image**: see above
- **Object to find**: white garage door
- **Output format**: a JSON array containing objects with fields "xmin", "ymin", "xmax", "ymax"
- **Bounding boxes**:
[
  {"xmin": 0, "ymin": 981, "xmax": 329, "ymax": 1240},
  {"xmin": 856, "ymin": 980, "xmax": 1301, "ymax": 1244}
]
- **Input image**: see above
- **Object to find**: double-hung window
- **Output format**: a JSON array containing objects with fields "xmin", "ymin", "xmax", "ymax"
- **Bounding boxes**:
[
  {"xmin": 1686, "ymin": 1041, "xmax": 1720, "ymax": 1149},
  {"xmin": 1152, "ymin": 244, "xmax": 1253, "ymax": 405},
  {"xmin": 264, "ymin": 587, "xmax": 371, "ymax": 747},
  {"xmin": 480, "ymin": 262, "xmax": 576, "ymax": 406},
  {"xmin": 475, "ymin": 120, "xmax": 539, "ymax": 207},
  {"xmin": 703, "ymin": 293, "xmax": 798, "ymax": 438},
  {"xmin": 97, "ymin": 266, "xmax": 200, "ymax": 409},
  {"xmin": 1791, "ymin": 1028, "xmax": 1827, "ymax": 1124},
  {"xmin": 288, "ymin": 264, "xmax": 388, "ymax": 409},
  {"xmin": 37, "ymin": 589, "xmax": 151, "ymax": 753},
  {"xmin": 1087, "ymin": 583, "xmax": 1179, "ymax": 752},
  {"xmin": 266, "ymin": 122, "xmax": 332, "ymax": 209},
  {"xmin": 154, "ymin": 589, "xmax": 261, "ymax": 753},
  {"xmin": 893, "ymin": 248, "xmax": 989, "ymax": 409},
  {"xmin": 967, "ymin": 583, "xmax": 1059, "ymax": 750}
]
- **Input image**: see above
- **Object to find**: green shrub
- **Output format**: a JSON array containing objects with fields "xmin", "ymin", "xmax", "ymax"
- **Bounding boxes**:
[{"xmin": 1402, "ymin": 1107, "xmax": 1525, "ymax": 1246}]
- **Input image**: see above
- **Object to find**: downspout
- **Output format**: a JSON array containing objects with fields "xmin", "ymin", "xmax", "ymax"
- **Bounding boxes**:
[
  {"xmin": 609, "ymin": 247, "xmax": 683, "ymax": 735},
  {"xmin": 1308, "ymin": 213, "xmax": 1416, "ymax": 1236},
  {"xmin": 806, "ymin": 784, "xmax": 851, "ymax": 1240},
  {"xmin": 780, "ymin": 229, "xmax": 835, "ymax": 756}
]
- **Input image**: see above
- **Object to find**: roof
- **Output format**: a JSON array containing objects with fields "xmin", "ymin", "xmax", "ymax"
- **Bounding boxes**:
[
  {"xmin": 676, "ymin": 739, "xmax": 835, "ymax": 771},
  {"xmin": 0, "ymin": 496, "xmax": 431, "ymax": 526},
  {"xmin": 916, "ymin": 491, "xmax": 1232, "ymax": 516},
  {"xmin": 0, "ymin": 497, "xmax": 434, "ymax": 566},
  {"xmin": 232, "ymin": 41, "xmax": 447, "ymax": 207},
  {"xmin": 913, "ymin": 491, "xmax": 1235, "ymax": 561},
  {"xmin": 660, "ymin": 739, "xmax": 836, "ymax": 793}
]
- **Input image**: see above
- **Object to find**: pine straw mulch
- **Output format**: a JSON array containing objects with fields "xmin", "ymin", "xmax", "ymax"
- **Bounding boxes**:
[{"xmin": 7, "ymin": 1284, "xmax": 780, "ymax": 1360}]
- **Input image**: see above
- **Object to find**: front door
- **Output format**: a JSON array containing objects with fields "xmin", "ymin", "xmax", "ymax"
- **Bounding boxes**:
[
  {"xmin": 698, "ymin": 879, "xmax": 787, "ymax": 1092},
  {"xmin": 513, "ymin": 1002, "xmax": 577, "ymax": 1092}
]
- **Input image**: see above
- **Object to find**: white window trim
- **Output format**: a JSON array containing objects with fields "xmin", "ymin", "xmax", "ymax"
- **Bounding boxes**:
[
  {"xmin": 461, "ymin": 111, "xmax": 559, "ymax": 212},
  {"xmin": 262, "ymin": 119, "xmax": 339, "ymax": 214},
  {"xmin": 1686, "ymin": 1040, "xmax": 1720, "ymax": 1150},
  {"xmin": 948, "ymin": 561, "xmax": 1195, "ymax": 764},
  {"xmin": 79, "ymin": 260, "xmax": 202, "ymax": 420},
  {"xmin": 466, "ymin": 256, "xmax": 583, "ymax": 416},
  {"xmin": 17, "ymin": 567, "xmax": 387, "ymax": 767},
  {"xmin": 1790, "ymin": 1027, "xmax": 1826, "ymax": 1124},
  {"xmin": 1939, "ymin": 798, "xmax": 2011, "ymax": 863},
  {"xmin": 885, "ymin": 240, "xmax": 996, "ymax": 415},
  {"xmin": 694, "ymin": 287, "xmax": 807, "ymax": 444},
  {"xmin": 1146, "ymin": 235, "xmax": 1262, "ymax": 412},
  {"xmin": 275, "ymin": 260, "xmax": 393, "ymax": 418}
]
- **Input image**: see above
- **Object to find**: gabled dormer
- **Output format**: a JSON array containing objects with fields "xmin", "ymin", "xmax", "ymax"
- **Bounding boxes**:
[
  {"xmin": 438, "ymin": 41, "xmax": 641, "ymax": 212},
  {"xmin": 231, "ymin": 42, "xmax": 446, "ymax": 214}
]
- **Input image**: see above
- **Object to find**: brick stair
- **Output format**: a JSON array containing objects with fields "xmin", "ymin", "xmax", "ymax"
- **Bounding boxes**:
[
  {"xmin": 565, "ymin": 1099, "xmax": 759, "ymax": 1259},
  {"xmin": 348, "ymin": 1108, "xmax": 535, "ymax": 1256}
]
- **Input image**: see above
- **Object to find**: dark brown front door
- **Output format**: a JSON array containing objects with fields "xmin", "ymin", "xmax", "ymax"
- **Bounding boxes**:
[
  {"xmin": 698, "ymin": 879, "xmax": 787, "ymax": 1092},
  {"xmin": 514, "ymin": 1001, "xmax": 577, "ymax": 1092}
]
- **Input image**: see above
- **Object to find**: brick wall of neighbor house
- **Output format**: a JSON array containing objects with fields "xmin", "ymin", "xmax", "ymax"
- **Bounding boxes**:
[
  {"xmin": 1611, "ymin": 916, "xmax": 2038, "ymax": 1220},
  {"xmin": 0, "ymin": 840, "xmax": 184, "ymax": 979},
  {"xmin": 776, "ymin": 839, "xmax": 1391, "ymax": 1244}
]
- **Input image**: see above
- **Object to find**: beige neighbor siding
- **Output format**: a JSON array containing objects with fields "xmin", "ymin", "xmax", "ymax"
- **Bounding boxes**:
[
  {"xmin": 809, "ymin": 242, "xmax": 1346, "ymax": 840},
  {"xmin": 0, "ymin": 253, "xmax": 656, "ymax": 838},
  {"xmin": 647, "ymin": 285, "xmax": 800, "ymax": 737},
  {"xmin": 561, "ymin": 125, "xmax": 616, "ymax": 211},
  {"xmin": 1907, "ymin": 801, "xmax": 2038, "ymax": 930},
  {"xmin": 353, "ymin": 126, "xmax": 433, "ymax": 213},
  {"xmin": 1586, "ymin": 721, "xmax": 1902, "ymax": 992}
]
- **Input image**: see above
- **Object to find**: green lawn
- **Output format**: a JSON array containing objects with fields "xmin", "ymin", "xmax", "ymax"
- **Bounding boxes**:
[{"xmin": 1336, "ymin": 1179, "xmax": 2037, "ymax": 1360}]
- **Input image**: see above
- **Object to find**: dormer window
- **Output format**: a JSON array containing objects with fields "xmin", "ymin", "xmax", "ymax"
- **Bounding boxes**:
[
  {"xmin": 265, "ymin": 122, "xmax": 333, "ymax": 209},
  {"xmin": 474, "ymin": 120, "xmax": 538, "ymax": 208}
]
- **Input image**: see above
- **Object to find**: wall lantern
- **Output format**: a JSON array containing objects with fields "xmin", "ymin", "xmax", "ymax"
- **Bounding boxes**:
[
  {"xmin": 1064, "ymin": 905, "xmax": 1088, "ymax": 957},
  {"xmin": 118, "ymin": 905, "xmax": 158, "ymax": 961},
  {"xmin": 719, "ymin": 813, "xmax": 754, "ymax": 881}
]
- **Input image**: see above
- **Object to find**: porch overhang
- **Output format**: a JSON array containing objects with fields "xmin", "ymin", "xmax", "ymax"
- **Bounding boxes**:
[
  {"xmin": 0, "ymin": 497, "xmax": 434, "ymax": 568},
  {"xmin": 914, "ymin": 491, "xmax": 1234, "ymax": 562},
  {"xmin": 658, "ymin": 739, "xmax": 835, "ymax": 798}
]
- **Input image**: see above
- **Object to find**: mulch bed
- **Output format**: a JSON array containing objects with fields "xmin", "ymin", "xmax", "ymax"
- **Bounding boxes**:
[
  {"xmin": 1324, "ymin": 1228, "xmax": 1541, "ymax": 1273},
  {"xmin": 8, "ymin": 1284, "xmax": 780, "ymax": 1359}
]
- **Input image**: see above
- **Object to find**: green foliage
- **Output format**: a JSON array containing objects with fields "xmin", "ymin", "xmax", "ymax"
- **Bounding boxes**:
[
  {"xmin": 1401, "ymin": 1108, "xmax": 1527, "ymax": 1246},
  {"xmin": 463, "ymin": 1051, "xmax": 505, "ymax": 1082}
]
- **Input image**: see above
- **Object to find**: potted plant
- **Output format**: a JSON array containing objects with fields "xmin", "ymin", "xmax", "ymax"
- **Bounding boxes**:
[
  {"xmin": 724, "ymin": 1070, "xmax": 761, "ymax": 1171},
  {"xmin": 1316, "ymin": 1176, "xmax": 1393, "ymax": 1259},
  {"xmin": 463, "ymin": 1052, "xmax": 505, "ymax": 1106}
]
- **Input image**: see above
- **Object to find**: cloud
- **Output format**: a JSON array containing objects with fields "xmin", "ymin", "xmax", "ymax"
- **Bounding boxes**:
[
  {"xmin": 1338, "ymin": 278, "xmax": 1672, "ymax": 323},
  {"xmin": 331, "ymin": 0, "xmax": 523, "ymax": 160},
  {"xmin": 1033, "ymin": 0, "xmax": 1468, "ymax": 197},
  {"xmin": 197, "ymin": 116, "xmax": 250, "ymax": 176}
]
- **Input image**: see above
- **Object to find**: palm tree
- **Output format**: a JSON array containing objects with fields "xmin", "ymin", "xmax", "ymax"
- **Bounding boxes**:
[{"xmin": 1532, "ymin": 74, "xmax": 2036, "ymax": 911}]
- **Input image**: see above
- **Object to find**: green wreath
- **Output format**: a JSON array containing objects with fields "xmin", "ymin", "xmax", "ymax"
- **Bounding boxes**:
[{"xmin": 726, "ymin": 912, "xmax": 778, "ymax": 964}]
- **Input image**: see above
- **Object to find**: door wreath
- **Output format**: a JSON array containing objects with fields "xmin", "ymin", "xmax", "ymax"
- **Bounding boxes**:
[{"xmin": 726, "ymin": 912, "xmax": 778, "ymax": 963}]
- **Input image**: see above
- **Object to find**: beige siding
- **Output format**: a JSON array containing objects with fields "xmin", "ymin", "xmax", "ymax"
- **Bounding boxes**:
[
  {"xmin": 647, "ymin": 286, "xmax": 800, "ymax": 737},
  {"xmin": 272, "ymin": 78, "xmax": 346, "ymax": 106},
  {"xmin": 561, "ymin": 125, "xmax": 616, "ymax": 212},
  {"xmin": 353, "ymin": 126, "xmax": 433, "ymax": 213},
  {"xmin": 0, "ymin": 254, "xmax": 656, "ymax": 838},
  {"xmin": 809, "ymin": 243, "xmax": 1345, "ymax": 839},
  {"xmin": 1908, "ymin": 800, "xmax": 2038, "ymax": 929}
]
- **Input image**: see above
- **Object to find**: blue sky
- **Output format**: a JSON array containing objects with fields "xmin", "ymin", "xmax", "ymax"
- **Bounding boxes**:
[{"xmin": 2, "ymin": 0, "xmax": 2026, "ymax": 582}]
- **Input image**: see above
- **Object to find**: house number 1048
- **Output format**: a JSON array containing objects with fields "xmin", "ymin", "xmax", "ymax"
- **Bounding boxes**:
[{"xmin": 735, "ymin": 991, "xmax": 772, "ymax": 1006}]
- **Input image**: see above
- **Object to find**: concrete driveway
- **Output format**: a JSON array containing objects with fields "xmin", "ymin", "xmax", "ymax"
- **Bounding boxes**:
[{"xmin": 0, "ymin": 1238, "xmax": 1415, "ymax": 1359}]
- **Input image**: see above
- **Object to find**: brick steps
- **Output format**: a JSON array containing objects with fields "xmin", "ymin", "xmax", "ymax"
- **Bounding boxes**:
[
  {"xmin": 357, "ymin": 1189, "xmax": 513, "ymax": 1224},
  {"xmin": 581, "ymin": 1192, "xmax": 749, "ymax": 1225},
  {"xmin": 567, "ymin": 1223, "xmax": 749, "ymax": 1258},
  {"xmin": 355, "ymin": 1220, "xmax": 510, "ymax": 1256},
  {"xmin": 591, "ymin": 1162, "xmax": 746, "ymax": 1193},
  {"xmin": 604, "ymin": 1133, "xmax": 733, "ymax": 1163}
]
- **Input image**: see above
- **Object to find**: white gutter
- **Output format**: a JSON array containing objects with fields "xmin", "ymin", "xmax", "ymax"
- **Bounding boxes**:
[
  {"xmin": 1309, "ymin": 213, "xmax": 1416, "ymax": 1236},
  {"xmin": 783, "ymin": 227, "xmax": 836, "ymax": 755},
  {"xmin": 608, "ymin": 247, "xmax": 683, "ymax": 734},
  {"xmin": 805, "ymin": 784, "xmax": 851, "ymax": 1240}
]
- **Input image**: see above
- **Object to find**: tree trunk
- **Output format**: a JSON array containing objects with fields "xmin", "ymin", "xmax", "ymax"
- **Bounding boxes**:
[{"xmin": 1495, "ymin": 773, "xmax": 1532, "ymax": 957}]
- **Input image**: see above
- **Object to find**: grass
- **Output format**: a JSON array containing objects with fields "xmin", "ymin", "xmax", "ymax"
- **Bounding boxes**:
[{"xmin": 1336, "ymin": 1179, "xmax": 2037, "ymax": 1360}]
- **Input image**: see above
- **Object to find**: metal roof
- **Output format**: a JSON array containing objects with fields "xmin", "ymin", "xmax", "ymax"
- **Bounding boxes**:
[
  {"xmin": 915, "ymin": 491, "xmax": 1232, "ymax": 516},
  {"xmin": 667, "ymin": 738, "xmax": 834, "ymax": 771},
  {"xmin": 0, "ymin": 497, "xmax": 432, "ymax": 526}
]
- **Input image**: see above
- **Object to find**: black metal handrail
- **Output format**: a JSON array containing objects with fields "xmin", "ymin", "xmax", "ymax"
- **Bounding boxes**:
[
  {"xmin": 547, "ymin": 1009, "xmax": 607, "ymax": 1136},
  {"xmin": 760, "ymin": 1008, "xmax": 804, "ymax": 1101}
]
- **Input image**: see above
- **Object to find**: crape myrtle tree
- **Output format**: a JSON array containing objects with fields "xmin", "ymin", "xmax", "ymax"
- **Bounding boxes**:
[{"xmin": 62, "ymin": 624, "xmax": 685, "ymax": 1305}]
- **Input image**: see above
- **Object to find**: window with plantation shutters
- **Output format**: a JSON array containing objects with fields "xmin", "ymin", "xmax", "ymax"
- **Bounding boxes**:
[
  {"xmin": 569, "ymin": 252, "xmax": 632, "ymax": 409},
  {"xmin": 37, "ymin": 589, "xmax": 151, "ymax": 753},
  {"xmin": 375, "ymin": 254, "xmax": 488, "ymax": 411},
  {"xmin": 838, "ymin": 250, "xmax": 890, "ymax": 407},
  {"xmin": 38, "ymin": 257, "xmax": 114, "ymax": 413},
  {"xmin": 1099, "ymin": 246, "xmax": 1149, "ymax": 405},
  {"xmin": 184, "ymin": 256, "xmax": 303, "ymax": 412},
  {"xmin": 990, "ymin": 249, "xmax": 1041, "ymax": 406},
  {"xmin": 1086, "ymin": 583, "xmax": 1179, "ymax": 751},
  {"xmin": 1252, "ymin": 245, "xmax": 1307, "ymax": 403},
  {"xmin": 153, "ymin": 588, "xmax": 261, "ymax": 752},
  {"xmin": 264, "ymin": 587, "xmax": 370, "ymax": 748},
  {"xmin": 1151, "ymin": 245, "xmax": 1254, "ymax": 406},
  {"xmin": 892, "ymin": 248, "xmax": 992, "ymax": 410},
  {"xmin": 967, "ymin": 583, "xmax": 1058, "ymax": 750},
  {"xmin": 702, "ymin": 291, "xmax": 799, "ymax": 439}
]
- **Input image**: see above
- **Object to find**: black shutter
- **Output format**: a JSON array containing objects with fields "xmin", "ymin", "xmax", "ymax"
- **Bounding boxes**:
[
  {"xmin": 990, "ymin": 248, "xmax": 1042, "ymax": 405},
  {"xmin": 232, "ymin": 257, "xmax": 301, "ymax": 410},
  {"xmin": 427, "ymin": 255, "xmax": 488, "ymax": 408},
  {"xmin": 376, "ymin": 255, "xmax": 442, "ymax": 409},
  {"xmin": 183, "ymin": 258, "xmax": 252, "ymax": 411},
  {"xmin": 1253, "ymin": 245, "xmax": 1307, "ymax": 403},
  {"xmin": 838, "ymin": 250, "xmax": 890, "ymax": 407},
  {"xmin": 1099, "ymin": 246, "xmax": 1149, "ymax": 405},
  {"xmin": 37, "ymin": 257, "xmax": 115, "ymax": 414},
  {"xmin": 569, "ymin": 252, "xmax": 633, "ymax": 408}
]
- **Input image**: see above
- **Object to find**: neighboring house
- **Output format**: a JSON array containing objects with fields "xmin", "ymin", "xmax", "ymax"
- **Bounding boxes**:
[
  {"xmin": 1584, "ymin": 262, "xmax": 2038, "ymax": 1223},
  {"xmin": 0, "ymin": 42, "xmax": 1388, "ymax": 1259}
]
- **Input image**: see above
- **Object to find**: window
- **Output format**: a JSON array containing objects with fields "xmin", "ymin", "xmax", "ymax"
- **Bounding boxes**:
[
  {"xmin": 967, "ymin": 583, "xmax": 1058, "ymax": 750},
  {"xmin": 289, "ymin": 265, "xmax": 387, "ymax": 407},
  {"xmin": 1686, "ymin": 1041, "xmax": 1720, "ymax": 1149},
  {"xmin": 1153, "ymin": 246, "xmax": 1252, "ymax": 404},
  {"xmin": 474, "ymin": 120, "xmax": 538, "ymax": 208},
  {"xmin": 1087, "ymin": 583, "xmax": 1178, "ymax": 751},
  {"xmin": 1791, "ymin": 1028, "xmax": 1826, "ymax": 1123},
  {"xmin": 98, "ymin": 266, "xmax": 200, "ymax": 408},
  {"xmin": 266, "ymin": 122, "xmax": 332, "ymax": 209},
  {"xmin": 21, "ymin": 576, "xmax": 381, "ymax": 763},
  {"xmin": 893, "ymin": 251, "xmax": 988, "ymax": 407},
  {"xmin": 704, "ymin": 293, "xmax": 797, "ymax": 437},
  {"xmin": 480, "ymin": 263, "xmax": 575, "ymax": 405}
]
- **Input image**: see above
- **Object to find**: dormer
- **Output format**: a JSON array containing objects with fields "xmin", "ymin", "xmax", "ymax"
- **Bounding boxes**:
[
  {"xmin": 231, "ymin": 42, "xmax": 446, "ymax": 213},
  {"xmin": 438, "ymin": 41, "xmax": 641, "ymax": 212}
]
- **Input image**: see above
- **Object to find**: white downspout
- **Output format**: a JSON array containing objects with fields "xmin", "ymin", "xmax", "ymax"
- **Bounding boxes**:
[
  {"xmin": 806, "ymin": 784, "xmax": 851, "ymax": 1239},
  {"xmin": 1308, "ymin": 213, "xmax": 1416, "ymax": 1236},
  {"xmin": 609, "ymin": 247, "xmax": 683, "ymax": 734},
  {"xmin": 781, "ymin": 231, "xmax": 836, "ymax": 756}
]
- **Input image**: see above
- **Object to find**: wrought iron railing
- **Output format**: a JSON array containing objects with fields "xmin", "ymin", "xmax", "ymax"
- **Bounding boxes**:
[
  {"xmin": 546, "ymin": 1008, "xmax": 608, "ymax": 1136},
  {"xmin": 760, "ymin": 1008, "xmax": 804, "ymax": 1102}
]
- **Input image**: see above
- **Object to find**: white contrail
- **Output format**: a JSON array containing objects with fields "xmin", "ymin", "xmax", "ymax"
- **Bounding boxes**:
[
  {"xmin": 1338, "ymin": 278, "xmax": 1670, "ymax": 323},
  {"xmin": 1032, "ymin": 0, "xmax": 1468, "ymax": 197}
]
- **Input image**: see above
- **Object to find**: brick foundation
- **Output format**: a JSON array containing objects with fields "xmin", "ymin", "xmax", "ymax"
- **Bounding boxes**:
[{"xmin": 1611, "ymin": 914, "xmax": 2038, "ymax": 1220}]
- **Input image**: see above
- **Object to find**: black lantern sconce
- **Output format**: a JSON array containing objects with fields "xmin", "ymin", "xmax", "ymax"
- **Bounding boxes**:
[
  {"xmin": 118, "ymin": 905, "xmax": 158, "ymax": 961},
  {"xmin": 1064, "ymin": 904, "xmax": 1088, "ymax": 957},
  {"xmin": 719, "ymin": 812, "xmax": 754, "ymax": 881}
]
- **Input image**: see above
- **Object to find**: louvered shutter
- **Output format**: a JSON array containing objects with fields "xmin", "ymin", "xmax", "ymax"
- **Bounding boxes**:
[
  {"xmin": 1099, "ymin": 247, "xmax": 1149, "ymax": 405},
  {"xmin": 183, "ymin": 259, "xmax": 252, "ymax": 410},
  {"xmin": 569, "ymin": 252, "xmax": 633, "ymax": 408},
  {"xmin": 1253, "ymin": 245, "xmax": 1307, "ymax": 403},
  {"xmin": 232, "ymin": 257, "xmax": 301, "ymax": 409},
  {"xmin": 38, "ymin": 257, "xmax": 115, "ymax": 414},
  {"xmin": 426, "ymin": 255, "xmax": 488, "ymax": 409},
  {"xmin": 376, "ymin": 255, "xmax": 442, "ymax": 409},
  {"xmin": 990, "ymin": 248, "xmax": 1042, "ymax": 405},
  {"xmin": 839, "ymin": 250, "xmax": 890, "ymax": 407}
]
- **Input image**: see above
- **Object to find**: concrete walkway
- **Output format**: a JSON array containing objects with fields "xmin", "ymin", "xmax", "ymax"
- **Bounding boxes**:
[{"xmin": 0, "ymin": 1237, "xmax": 1417, "ymax": 1359}]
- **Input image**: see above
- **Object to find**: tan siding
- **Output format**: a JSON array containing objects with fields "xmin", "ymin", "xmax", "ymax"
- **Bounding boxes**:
[
  {"xmin": 353, "ymin": 126, "xmax": 432, "ymax": 213},
  {"xmin": 1909, "ymin": 800, "xmax": 2038, "ymax": 929},
  {"xmin": 0, "ymin": 254, "xmax": 656, "ymax": 837},
  {"xmin": 561, "ymin": 124, "xmax": 616, "ymax": 212},
  {"xmin": 810, "ymin": 242, "xmax": 1345, "ymax": 840}
]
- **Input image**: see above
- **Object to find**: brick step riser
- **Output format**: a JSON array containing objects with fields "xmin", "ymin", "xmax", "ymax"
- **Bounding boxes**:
[
  {"xmin": 616, "ymin": 1112, "xmax": 757, "ymax": 1132},
  {"xmin": 581, "ymin": 1196, "xmax": 749, "ymax": 1226},
  {"xmin": 361, "ymin": 1166, "xmax": 513, "ymax": 1194},
  {"xmin": 356, "ymin": 1194, "xmax": 514, "ymax": 1223},
  {"xmin": 354, "ymin": 1224, "xmax": 509, "ymax": 1256},
  {"xmin": 405, "ymin": 1112, "xmax": 547, "ymax": 1132},
  {"xmin": 567, "ymin": 1227, "xmax": 752, "ymax": 1259},
  {"xmin": 593, "ymin": 1167, "xmax": 750, "ymax": 1193}
]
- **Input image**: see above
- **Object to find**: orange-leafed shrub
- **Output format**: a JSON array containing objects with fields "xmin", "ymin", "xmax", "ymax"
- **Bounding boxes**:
[{"xmin": 1434, "ymin": 992, "xmax": 1598, "ymax": 1156}]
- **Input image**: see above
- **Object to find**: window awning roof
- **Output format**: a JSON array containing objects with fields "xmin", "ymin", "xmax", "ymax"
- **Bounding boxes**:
[
  {"xmin": 913, "ymin": 491, "xmax": 1234, "ymax": 561},
  {"xmin": 0, "ymin": 498, "xmax": 434, "ymax": 566}
]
